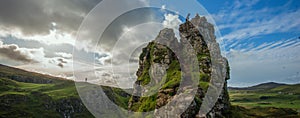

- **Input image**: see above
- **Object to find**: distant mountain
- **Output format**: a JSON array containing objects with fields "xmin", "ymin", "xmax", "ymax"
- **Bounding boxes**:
[{"xmin": 228, "ymin": 82, "xmax": 287, "ymax": 91}]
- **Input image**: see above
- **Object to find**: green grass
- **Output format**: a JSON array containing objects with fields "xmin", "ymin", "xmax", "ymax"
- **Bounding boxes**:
[
  {"xmin": 101, "ymin": 86, "xmax": 131, "ymax": 109},
  {"xmin": 43, "ymin": 86, "xmax": 77, "ymax": 100},
  {"xmin": 0, "ymin": 77, "xmax": 78, "ymax": 99},
  {"xmin": 137, "ymin": 94, "xmax": 157, "ymax": 112},
  {"xmin": 225, "ymin": 105, "xmax": 299, "ymax": 118},
  {"xmin": 229, "ymin": 83, "xmax": 300, "ymax": 117},
  {"xmin": 162, "ymin": 70, "xmax": 181, "ymax": 89},
  {"xmin": 199, "ymin": 81, "xmax": 209, "ymax": 92},
  {"xmin": 0, "ymin": 76, "xmax": 94, "ymax": 117},
  {"xmin": 0, "ymin": 77, "xmax": 52, "ymax": 95},
  {"xmin": 229, "ymin": 84, "xmax": 300, "ymax": 111}
]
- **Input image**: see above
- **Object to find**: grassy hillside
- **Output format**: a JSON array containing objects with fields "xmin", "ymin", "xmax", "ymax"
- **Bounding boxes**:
[
  {"xmin": 0, "ymin": 64, "xmax": 131, "ymax": 118},
  {"xmin": 0, "ymin": 66, "xmax": 94, "ymax": 118},
  {"xmin": 0, "ymin": 78, "xmax": 93, "ymax": 117},
  {"xmin": 229, "ymin": 82, "xmax": 300, "ymax": 117},
  {"xmin": 0, "ymin": 64, "xmax": 67, "ymax": 84}
]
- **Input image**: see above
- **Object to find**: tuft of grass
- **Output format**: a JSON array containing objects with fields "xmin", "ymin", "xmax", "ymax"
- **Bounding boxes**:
[
  {"xmin": 199, "ymin": 81, "xmax": 209, "ymax": 92},
  {"xmin": 137, "ymin": 94, "xmax": 157, "ymax": 112}
]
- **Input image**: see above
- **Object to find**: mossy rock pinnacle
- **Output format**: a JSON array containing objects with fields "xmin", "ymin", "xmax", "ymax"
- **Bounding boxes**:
[{"xmin": 128, "ymin": 14, "xmax": 230, "ymax": 117}]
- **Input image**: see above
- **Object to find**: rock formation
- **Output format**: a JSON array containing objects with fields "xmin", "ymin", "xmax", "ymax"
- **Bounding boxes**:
[{"xmin": 128, "ymin": 14, "xmax": 230, "ymax": 117}]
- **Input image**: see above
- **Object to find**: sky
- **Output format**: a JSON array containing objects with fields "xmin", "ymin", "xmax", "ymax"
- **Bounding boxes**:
[{"xmin": 0, "ymin": 0, "xmax": 299, "ymax": 87}]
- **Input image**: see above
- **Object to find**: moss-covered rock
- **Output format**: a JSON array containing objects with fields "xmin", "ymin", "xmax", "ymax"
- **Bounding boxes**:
[{"xmin": 128, "ymin": 14, "xmax": 231, "ymax": 117}]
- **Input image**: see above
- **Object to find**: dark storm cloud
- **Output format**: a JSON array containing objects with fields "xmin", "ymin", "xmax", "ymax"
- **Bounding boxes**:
[
  {"xmin": 1, "ymin": 36, "xmax": 74, "ymax": 57},
  {"xmin": 0, "ymin": 0, "xmax": 102, "ymax": 35},
  {"xmin": 0, "ymin": 44, "xmax": 32, "ymax": 62},
  {"xmin": 0, "ymin": 41, "xmax": 43, "ymax": 63}
]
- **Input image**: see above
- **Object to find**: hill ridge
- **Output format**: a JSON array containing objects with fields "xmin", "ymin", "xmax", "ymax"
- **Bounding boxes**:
[
  {"xmin": 0, "ymin": 64, "xmax": 70, "ymax": 84},
  {"xmin": 228, "ymin": 82, "xmax": 292, "ymax": 91}
]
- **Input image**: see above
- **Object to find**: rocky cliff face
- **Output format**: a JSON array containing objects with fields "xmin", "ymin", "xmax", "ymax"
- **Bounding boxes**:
[{"xmin": 128, "ymin": 14, "xmax": 230, "ymax": 117}]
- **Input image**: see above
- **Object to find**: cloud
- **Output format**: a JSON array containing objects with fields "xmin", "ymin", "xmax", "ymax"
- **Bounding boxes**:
[
  {"xmin": 222, "ymin": 8, "xmax": 300, "ymax": 41},
  {"xmin": 0, "ymin": 40, "xmax": 45, "ymax": 63},
  {"xmin": 0, "ymin": 40, "xmax": 74, "ymax": 75},
  {"xmin": 0, "ymin": 0, "xmax": 152, "ymax": 53},
  {"xmin": 162, "ymin": 13, "xmax": 182, "ymax": 39},
  {"xmin": 213, "ymin": 0, "xmax": 300, "ymax": 41},
  {"xmin": 57, "ymin": 63, "xmax": 64, "ymax": 68},
  {"xmin": 0, "ymin": 40, "xmax": 72, "ymax": 69},
  {"xmin": 232, "ymin": 0, "xmax": 260, "ymax": 9},
  {"xmin": 227, "ymin": 37, "xmax": 300, "ymax": 86},
  {"xmin": 0, "ymin": 28, "xmax": 76, "ymax": 46},
  {"xmin": 48, "ymin": 56, "xmax": 71, "ymax": 69},
  {"xmin": 0, "ymin": 0, "xmax": 155, "ymax": 83},
  {"xmin": 55, "ymin": 52, "xmax": 73, "ymax": 59},
  {"xmin": 161, "ymin": 5, "xmax": 166, "ymax": 10},
  {"xmin": 210, "ymin": 0, "xmax": 300, "ymax": 86},
  {"xmin": 17, "ymin": 56, "xmax": 74, "ymax": 79},
  {"xmin": 0, "ymin": 0, "xmax": 102, "ymax": 35},
  {"xmin": 57, "ymin": 58, "xmax": 68, "ymax": 68},
  {"xmin": 163, "ymin": 14, "xmax": 182, "ymax": 31},
  {"xmin": 0, "ymin": 0, "xmax": 104, "ymax": 47}
]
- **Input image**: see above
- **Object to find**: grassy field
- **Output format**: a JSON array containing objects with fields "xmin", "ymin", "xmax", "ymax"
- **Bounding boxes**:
[{"xmin": 229, "ymin": 82, "xmax": 300, "ymax": 115}]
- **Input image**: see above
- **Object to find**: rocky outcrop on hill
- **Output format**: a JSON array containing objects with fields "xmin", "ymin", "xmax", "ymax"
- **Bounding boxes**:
[{"xmin": 128, "ymin": 14, "xmax": 230, "ymax": 117}]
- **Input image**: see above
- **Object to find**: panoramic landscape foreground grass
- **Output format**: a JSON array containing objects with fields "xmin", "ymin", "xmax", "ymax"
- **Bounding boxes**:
[{"xmin": 0, "ymin": 64, "xmax": 299, "ymax": 117}]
